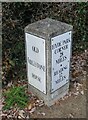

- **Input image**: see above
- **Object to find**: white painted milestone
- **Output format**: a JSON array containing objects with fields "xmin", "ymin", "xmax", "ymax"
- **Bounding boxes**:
[
  {"xmin": 25, "ymin": 33, "xmax": 46, "ymax": 94},
  {"xmin": 51, "ymin": 31, "xmax": 72, "ymax": 92}
]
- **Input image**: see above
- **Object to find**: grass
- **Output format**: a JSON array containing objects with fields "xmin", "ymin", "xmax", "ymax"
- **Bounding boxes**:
[{"xmin": 3, "ymin": 86, "xmax": 29, "ymax": 110}]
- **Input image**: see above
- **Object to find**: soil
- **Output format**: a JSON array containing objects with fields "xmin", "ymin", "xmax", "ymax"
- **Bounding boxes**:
[{"xmin": 30, "ymin": 79, "xmax": 86, "ymax": 118}]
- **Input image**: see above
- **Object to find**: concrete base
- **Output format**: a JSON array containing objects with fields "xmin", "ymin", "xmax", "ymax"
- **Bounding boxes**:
[
  {"xmin": 28, "ymin": 82, "xmax": 69, "ymax": 106},
  {"xmin": 47, "ymin": 89, "xmax": 68, "ymax": 106}
]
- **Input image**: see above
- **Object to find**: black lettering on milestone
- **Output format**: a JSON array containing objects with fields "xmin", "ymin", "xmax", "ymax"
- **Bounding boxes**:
[
  {"xmin": 56, "ymin": 56, "xmax": 67, "ymax": 64},
  {"xmin": 52, "ymin": 42, "xmax": 61, "ymax": 50},
  {"xmin": 63, "ymin": 38, "xmax": 70, "ymax": 45},
  {"xmin": 60, "ymin": 52, "xmax": 63, "ymax": 57},
  {"xmin": 32, "ymin": 73, "xmax": 41, "ymax": 82},
  {"xmin": 28, "ymin": 57, "xmax": 45, "ymax": 72},
  {"xmin": 32, "ymin": 46, "xmax": 39, "ymax": 53}
]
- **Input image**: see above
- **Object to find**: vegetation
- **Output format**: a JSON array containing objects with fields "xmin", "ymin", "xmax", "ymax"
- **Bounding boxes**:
[
  {"xmin": 3, "ymin": 86, "xmax": 29, "ymax": 110},
  {"xmin": 2, "ymin": 3, "xmax": 88, "ymax": 86}
]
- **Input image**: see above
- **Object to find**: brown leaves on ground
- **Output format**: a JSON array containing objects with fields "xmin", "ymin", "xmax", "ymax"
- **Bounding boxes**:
[
  {"xmin": 71, "ymin": 50, "xmax": 87, "ymax": 82},
  {"xmin": 1, "ymin": 49, "xmax": 87, "ymax": 119}
]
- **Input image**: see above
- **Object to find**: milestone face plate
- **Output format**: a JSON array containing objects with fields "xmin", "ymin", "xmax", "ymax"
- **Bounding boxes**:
[
  {"xmin": 51, "ymin": 31, "xmax": 72, "ymax": 93},
  {"xmin": 25, "ymin": 33, "xmax": 46, "ymax": 94}
]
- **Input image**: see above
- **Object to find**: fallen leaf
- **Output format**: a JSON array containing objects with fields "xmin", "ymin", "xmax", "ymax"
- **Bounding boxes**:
[
  {"xmin": 29, "ymin": 107, "xmax": 36, "ymax": 114},
  {"xmin": 61, "ymin": 97, "xmax": 65, "ymax": 100},
  {"xmin": 41, "ymin": 112, "xmax": 46, "ymax": 116},
  {"xmin": 55, "ymin": 100, "xmax": 60, "ymax": 105},
  {"xmin": 80, "ymin": 90, "xmax": 84, "ymax": 95},
  {"xmin": 18, "ymin": 110, "xmax": 25, "ymax": 119},
  {"xmin": 38, "ymin": 100, "xmax": 44, "ymax": 107},
  {"xmin": 39, "ymin": 103, "xmax": 44, "ymax": 107},
  {"xmin": 69, "ymin": 113, "xmax": 74, "ymax": 118},
  {"xmin": 68, "ymin": 92, "xmax": 72, "ymax": 97},
  {"xmin": 1, "ymin": 113, "xmax": 7, "ymax": 117},
  {"xmin": 77, "ymin": 83, "xmax": 82, "ymax": 87},
  {"xmin": 37, "ymin": 112, "xmax": 46, "ymax": 116},
  {"xmin": 7, "ymin": 81, "xmax": 12, "ymax": 87},
  {"xmin": 73, "ymin": 91, "xmax": 79, "ymax": 96},
  {"xmin": 7, "ymin": 115, "xmax": 13, "ymax": 118},
  {"xmin": 74, "ymin": 82, "xmax": 77, "ymax": 88},
  {"xmin": 28, "ymin": 103, "xmax": 32, "ymax": 110},
  {"xmin": 28, "ymin": 99, "xmax": 36, "ymax": 110},
  {"xmin": 18, "ymin": 115, "xmax": 22, "ymax": 119},
  {"xmin": 72, "ymin": 71, "xmax": 80, "ymax": 78},
  {"xmin": 76, "ymin": 87, "xmax": 79, "ymax": 91},
  {"xmin": 36, "ymin": 100, "xmax": 40, "ymax": 103},
  {"xmin": 64, "ymin": 95, "xmax": 69, "ymax": 99}
]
